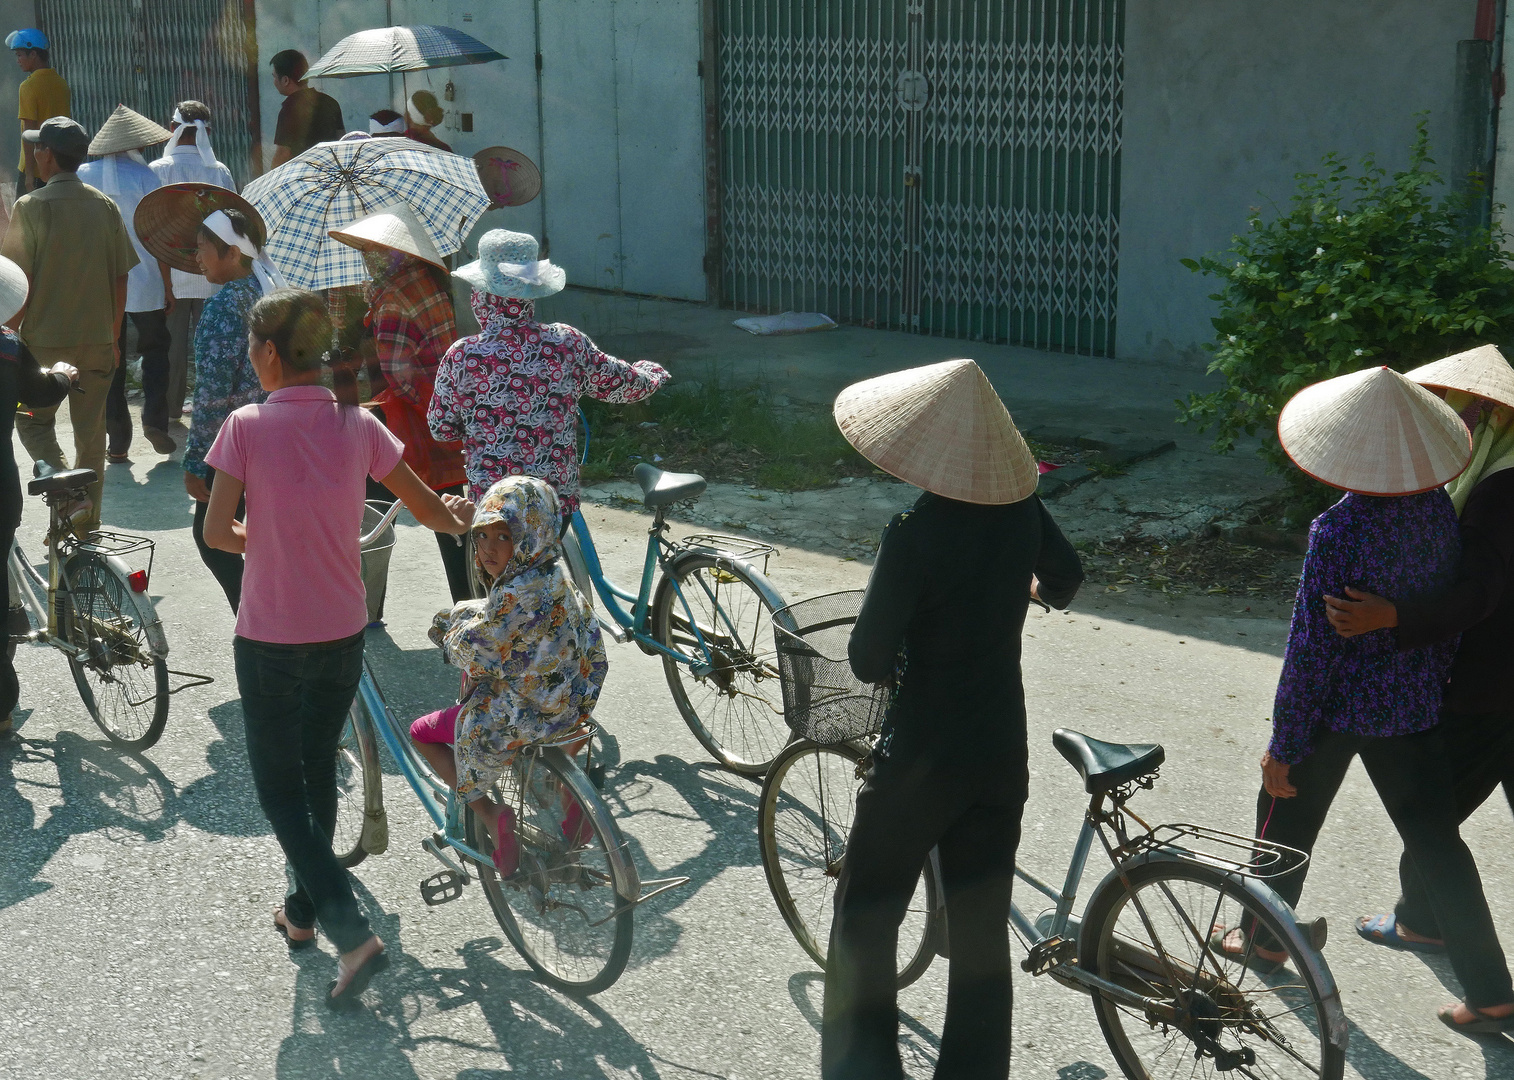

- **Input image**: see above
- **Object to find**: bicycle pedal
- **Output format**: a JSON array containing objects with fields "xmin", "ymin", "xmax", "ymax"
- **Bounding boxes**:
[
  {"xmin": 1021, "ymin": 935, "xmax": 1076, "ymax": 976},
  {"xmin": 420, "ymin": 870, "xmax": 465, "ymax": 906}
]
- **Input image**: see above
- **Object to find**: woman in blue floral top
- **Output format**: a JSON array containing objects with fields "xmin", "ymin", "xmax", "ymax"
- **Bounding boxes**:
[
  {"xmin": 1220, "ymin": 367, "xmax": 1514, "ymax": 1036},
  {"xmin": 181, "ymin": 208, "xmax": 282, "ymax": 612}
]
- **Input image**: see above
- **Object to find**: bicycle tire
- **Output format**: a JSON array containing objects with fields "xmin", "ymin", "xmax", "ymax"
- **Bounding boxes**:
[
  {"xmin": 469, "ymin": 745, "xmax": 635, "ymax": 995},
  {"xmin": 758, "ymin": 739, "xmax": 940, "ymax": 988},
  {"xmin": 332, "ymin": 702, "xmax": 379, "ymax": 869},
  {"xmin": 1079, "ymin": 858, "xmax": 1345, "ymax": 1080},
  {"xmin": 62, "ymin": 551, "xmax": 169, "ymax": 752},
  {"xmin": 652, "ymin": 551, "xmax": 791, "ymax": 777}
]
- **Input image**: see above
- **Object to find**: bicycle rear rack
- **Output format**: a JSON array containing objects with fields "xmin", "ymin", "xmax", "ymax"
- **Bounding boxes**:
[
  {"xmin": 680, "ymin": 532, "xmax": 777, "ymax": 572},
  {"xmin": 1115, "ymin": 822, "xmax": 1310, "ymax": 881}
]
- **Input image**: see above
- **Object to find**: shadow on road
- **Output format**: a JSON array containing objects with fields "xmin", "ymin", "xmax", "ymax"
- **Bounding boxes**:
[{"xmin": 175, "ymin": 698, "xmax": 270, "ymax": 838}]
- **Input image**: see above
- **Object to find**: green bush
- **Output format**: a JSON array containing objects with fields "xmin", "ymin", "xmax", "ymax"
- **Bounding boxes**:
[{"xmin": 1177, "ymin": 120, "xmax": 1514, "ymax": 522}]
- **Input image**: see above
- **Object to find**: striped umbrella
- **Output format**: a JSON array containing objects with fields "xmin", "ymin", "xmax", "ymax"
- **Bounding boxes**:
[
  {"xmin": 243, "ymin": 138, "xmax": 489, "ymax": 291},
  {"xmin": 304, "ymin": 25, "xmax": 506, "ymax": 78}
]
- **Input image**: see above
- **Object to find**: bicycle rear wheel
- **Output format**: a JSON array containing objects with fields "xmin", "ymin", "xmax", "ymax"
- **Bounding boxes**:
[
  {"xmin": 469, "ymin": 745, "xmax": 635, "ymax": 995},
  {"xmin": 758, "ymin": 739, "xmax": 940, "ymax": 988},
  {"xmin": 653, "ymin": 552, "xmax": 790, "ymax": 777},
  {"xmin": 62, "ymin": 551, "xmax": 168, "ymax": 752},
  {"xmin": 1079, "ymin": 859, "xmax": 1345, "ymax": 1080}
]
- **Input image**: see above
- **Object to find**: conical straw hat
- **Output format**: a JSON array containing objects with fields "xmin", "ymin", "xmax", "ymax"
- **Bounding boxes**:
[
  {"xmin": 133, "ymin": 182, "xmax": 265, "ymax": 274},
  {"xmin": 1404, "ymin": 344, "xmax": 1514, "ymax": 410},
  {"xmin": 88, "ymin": 104, "xmax": 171, "ymax": 156},
  {"xmin": 834, "ymin": 359, "xmax": 1038, "ymax": 504},
  {"xmin": 0, "ymin": 255, "xmax": 28, "ymax": 325},
  {"xmin": 1278, "ymin": 366, "xmax": 1471, "ymax": 495},
  {"xmin": 327, "ymin": 203, "xmax": 445, "ymax": 269}
]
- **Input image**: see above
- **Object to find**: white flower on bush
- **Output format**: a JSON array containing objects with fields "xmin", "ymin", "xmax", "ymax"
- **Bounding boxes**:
[
  {"xmin": 1315, "ymin": 247, "xmax": 1324, "ymax": 256},
  {"xmin": 1329, "ymin": 312, "xmax": 1339, "ymax": 322},
  {"xmin": 1354, "ymin": 348, "xmax": 1364, "ymax": 356}
]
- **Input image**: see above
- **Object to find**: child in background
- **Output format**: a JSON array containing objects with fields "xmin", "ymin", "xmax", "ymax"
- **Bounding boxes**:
[{"xmin": 409, "ymin": 475, "xmax": 608, "ymax": 870}]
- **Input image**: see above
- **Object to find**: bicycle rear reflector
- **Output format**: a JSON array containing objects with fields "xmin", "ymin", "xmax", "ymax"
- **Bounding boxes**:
[{"xmin": 127, "ymin": 570, "xmax": 148, "ymax": 593}]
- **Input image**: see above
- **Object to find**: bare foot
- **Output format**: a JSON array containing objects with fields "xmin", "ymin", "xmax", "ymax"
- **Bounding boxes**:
[
  {"xmin": 331, "ymin": 935, "xmax": 385, "ymax": 999},
  {"xmin": 1444, "ymin": 1000, "xmax": 1514, "ymax": 1025},
  {"xmin": 1396, "ymin": 922, "xmax": 1445, "ymax": 947},
  {"xmin": 274, "ymin": 907, "xmax": 314, "ymax": 944},
  {"xmin": 1220, "ymin": 926, "xmax": 1288, "ymax": 964}
]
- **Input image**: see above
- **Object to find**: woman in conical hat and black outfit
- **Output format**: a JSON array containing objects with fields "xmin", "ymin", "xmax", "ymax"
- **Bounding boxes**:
[{"xmin": 821, "ymin": 359, "xmax": 1084, "ymax": 1079}]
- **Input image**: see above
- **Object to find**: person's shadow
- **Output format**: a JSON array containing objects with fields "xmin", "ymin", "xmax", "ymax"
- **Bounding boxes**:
[{"xmin": 175, "ymin": 698, "xmax": 270, "ymax": 838}]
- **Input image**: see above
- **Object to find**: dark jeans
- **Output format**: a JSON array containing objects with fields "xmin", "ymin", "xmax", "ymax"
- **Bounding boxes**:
[
  {"xmin": 1255, "ymin": 725, "xmax": 1514, "ymax": 1008},
  {"xmin": 364, "ymin": 476, "xmax": 471, "ymax": 606},
  {"xmin": 106, "ymin": 309, "xmax": 172, "ymax": 451},
  {"xmin": 235, "ymin": 630, "xmax": 371, "ymax": 952},
  {"xmin": 193, "ymin": 469, "xmax": 244, "ymax": 613},
  {"xmin": 0, "ymin": 523, "xmax": 17, "ymax": 718},
  {"xmin": 822, "ymin": 751, "xmax": 1026, "ymax": 1080},
  {"xmin": 1396, "ymin": 708, "xmax": 1514, "ymax": 937}
]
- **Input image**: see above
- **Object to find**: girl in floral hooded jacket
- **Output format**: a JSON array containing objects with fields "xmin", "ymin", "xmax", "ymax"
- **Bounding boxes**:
[{"xmin": 409, "ymin": 474, "xmax": 608, "ymax": 870}]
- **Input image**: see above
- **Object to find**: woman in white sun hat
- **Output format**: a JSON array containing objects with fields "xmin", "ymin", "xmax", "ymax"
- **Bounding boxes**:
[
  {"xmin": 1223, "ymin": 365, "xmax": 1514, "ymax": 1036},
  {"xmin": 0, "ymin": 255, "xmax": 76, "ymax": 738},
  {"xmin": 428, "ymin": 229, "xmax": 669, "ymax": 526},
  {"xmin": 820, "ymin": 359, "xmax": 1083, "ymax": 1079}
]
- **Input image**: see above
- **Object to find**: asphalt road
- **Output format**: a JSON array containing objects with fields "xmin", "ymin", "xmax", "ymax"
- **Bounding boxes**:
[{"xmin": 1, "ymin": 434, "xmax": 1512, "ymax": 1079}]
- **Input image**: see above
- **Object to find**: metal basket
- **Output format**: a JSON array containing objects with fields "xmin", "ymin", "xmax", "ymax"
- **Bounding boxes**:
[
  {"xmin": 773, "ymin": 590, "xmax": 889, "ymax": 745},
  {"xmin": 359, "ymin": 500, "xmax": 397, "ymax": 625}
]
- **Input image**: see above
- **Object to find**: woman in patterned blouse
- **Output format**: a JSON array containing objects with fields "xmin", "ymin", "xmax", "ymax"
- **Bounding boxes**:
[{"xmin": 428, "ymin": 229, "xmax": 669, "ymax": 521}]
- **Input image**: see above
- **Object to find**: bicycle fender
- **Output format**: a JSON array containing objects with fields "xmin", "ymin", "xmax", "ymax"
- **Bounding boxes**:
[
  {"xmin": 65, "ymin": 550, "xmax": 169, "ymax": 660},
  {"xmin": 652, "ymin": 545, "xmax": 789, "ymax": 624},
  {"xmin": 1083, "ymin": 850, "xmax": 1348, "ymax": 1054},
  {"xmin": 544, "ymin": 745, "xmax": 640, "ymax": 901},
  {"xmin": 560, "ymin": 526, "xmax": 595, "ymax": 616}
]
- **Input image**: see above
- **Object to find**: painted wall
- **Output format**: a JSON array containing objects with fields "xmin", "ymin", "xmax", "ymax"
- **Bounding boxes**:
[
  {"xmin": 1118, "ymin": 1, "xmax": 1471, "ymax": 363},
  {"xmin": 253, "ymin": 0, "xmax": 708, "ymax": 300}
]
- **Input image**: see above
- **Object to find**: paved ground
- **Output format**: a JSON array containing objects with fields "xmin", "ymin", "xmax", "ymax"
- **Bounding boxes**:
[{"xmin": 2, "ymin": 400, "xmax": 1512, "ymax": 1079}]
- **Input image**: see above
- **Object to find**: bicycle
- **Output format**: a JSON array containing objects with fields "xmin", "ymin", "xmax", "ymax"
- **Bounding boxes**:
[
  {"xmin": 759, "ymin": 590, "xmax": 1347, "ymax": 1080},
  {"xmin": 331, "ymin": 500, "xmax": 687, "ymax": 995},
  {"xmin": 561, "ymin": 455, "xmax": 793, "ymax": 777},
  {"xmin": 6, "ymin": 467, "xmax": 173, "ymax": 751}
]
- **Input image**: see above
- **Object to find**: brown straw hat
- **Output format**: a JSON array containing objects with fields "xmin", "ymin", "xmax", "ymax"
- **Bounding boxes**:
[
  {"xmin": 1404, "ymin": 344, "xmax": 1514, "ymax": 411},
  {"xmin": 328, "ymin": 203, "xmax": 445, "ymax": 269},
  {"xmin": 834, "ymin": 359, "xmax": 1038, "ymax": 504},
  {"xmin": 88, "ymin": 104, "xmax": 171, "ymax": 156},
  {"xmin": 473, "ymin": 146, "xmax": 542, "ymax": 208},
  {"xmin": 1277, "ymin": 366, "xmax": 1472, "ymax": 495},
  {"xmin": 133, "ymin": 182, "xmax": 265, "ymax": 274}
]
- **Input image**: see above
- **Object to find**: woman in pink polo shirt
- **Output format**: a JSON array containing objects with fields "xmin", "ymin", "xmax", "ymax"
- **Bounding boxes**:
[{"xmin": 203, "ymin": 288, "xmax": 472, "ymax": 1010}]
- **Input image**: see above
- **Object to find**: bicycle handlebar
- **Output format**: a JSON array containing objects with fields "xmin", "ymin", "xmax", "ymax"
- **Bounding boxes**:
[{"xmin": 359, "ymin": 500, "xmax": 405, "ymax": 548}]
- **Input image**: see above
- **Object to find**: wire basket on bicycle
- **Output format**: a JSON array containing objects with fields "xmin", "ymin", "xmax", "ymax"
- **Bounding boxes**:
[{"xmin": 773, "ymin": 590, "xmax": 889, "ymax": 745}]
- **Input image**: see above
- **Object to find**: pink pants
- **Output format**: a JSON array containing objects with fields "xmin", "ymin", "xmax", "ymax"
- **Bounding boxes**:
[{"xmin": 410, "ymin": 703, "xmax": 462, "ymax": 745}]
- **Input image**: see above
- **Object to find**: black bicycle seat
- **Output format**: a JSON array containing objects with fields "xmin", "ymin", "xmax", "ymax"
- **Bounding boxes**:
[
  {"xmin": 27, "ymin": 467, "xmax": 97, "ymax": 497},
  {"xmin": 633, "ymin": 462, "xmax": 706, "ymax": 509},
  {"xmin": 1052, "ymin": 728, "xmax": 1165, "ymax": 794}
]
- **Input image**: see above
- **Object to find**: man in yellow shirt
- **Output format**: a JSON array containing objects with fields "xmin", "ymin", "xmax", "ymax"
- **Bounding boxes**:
[{"xmin": 7, "ymin": 28, "xmax": 68, "ymax": 194}]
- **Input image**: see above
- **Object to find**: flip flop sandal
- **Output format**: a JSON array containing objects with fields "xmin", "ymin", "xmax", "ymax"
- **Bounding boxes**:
[
  {"xmin": 1355, "ymin": 912, "xmax": 1446, "ymax": 954},
  {"xmin": 326, "ymin": 948, "xmax": 390, "ymax": 1010},
  {"xmin": 1438, "ymin": 1001, "xmax": 1514, "ymax": 1035},
  {"xmin": 273, "ymin": 909, "xmax": 316, "ymax": 951},
  {"xmin": 1208, "ymin": 925, "xmax": 1287, "ymax": 975}
]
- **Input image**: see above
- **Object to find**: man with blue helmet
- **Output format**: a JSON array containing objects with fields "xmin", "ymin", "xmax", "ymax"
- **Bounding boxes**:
[{"xmin": 6, "ymin": 28, "xmax": 68, "ymax": 194}]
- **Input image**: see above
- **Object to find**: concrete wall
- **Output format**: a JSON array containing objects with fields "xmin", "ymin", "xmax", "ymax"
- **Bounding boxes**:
[{"xmin": 1117, "ymin": 1, "xmax": 1471, "ymax": 363}]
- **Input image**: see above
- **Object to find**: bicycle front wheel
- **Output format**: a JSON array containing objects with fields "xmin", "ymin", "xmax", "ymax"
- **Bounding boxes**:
[
  {"xmin": 332, "ymin": 703, "xmax": 378, "ymax": 868},
  {"xmin": 653, "ymin": 552, "xmax": 790, "ymax": 776},
  {"xmin": 469, "ymin": 746, "xmax": 635, "ymax": 995},
  {"xmin": 62, "ymin": 551, "xmax": 168, "ymax": 751},
  {"xmin": 758, "ymin": 739, "xmax": 940, "ymax": 988},
  {"xmin": 1079, "ymin": 859, "xmax": 1345, "ymax": 1080}
]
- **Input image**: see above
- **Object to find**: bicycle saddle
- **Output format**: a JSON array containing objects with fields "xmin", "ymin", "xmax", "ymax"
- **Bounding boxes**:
[
  {"xmin": 633, "ymin": 462, "xmax": 707, "ymax": 508},
  {"xmin": 27, "ymin": 467, "xmax": 97, "ymax": 497},
  {"xmin": 1052, "ymin": 728, "xmax": 1165, "ymax": 794}
]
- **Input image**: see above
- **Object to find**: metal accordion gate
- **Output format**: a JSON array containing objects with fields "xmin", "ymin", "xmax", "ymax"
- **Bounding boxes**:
[
  {"xmin": 715, "ymin": 0, "xmax": 1123, "ymax": 354},
  {"xmin": 37, "ymin": 0, "xmax": 261, "ymax": 186}
]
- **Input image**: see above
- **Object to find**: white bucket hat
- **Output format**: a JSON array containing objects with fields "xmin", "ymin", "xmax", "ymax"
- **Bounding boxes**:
[
  {"xmin": 0, "ymin": 255, "xmax": 29, "ymax": 325},
  {"xmin": 327, "ymin": 203, "xmax": 446, "ymax": 270},
  {"xmin": 1278, "ymin": 366, "xmax": 1472, "ymax": 495},
  {"xmin": 88, "ymin": 104, "xmax": 172, "ymax": 157},
  {"xmin": 1404, "ymin": 344, "xmax": 1514, "ymax": 411},
  {"xmin": 833, "ymin": 359, "xmax": 1039, "ymax": 505},
  {"xmin": 454, "ymin": 229, "xmax": 565, "ymax": 301}
]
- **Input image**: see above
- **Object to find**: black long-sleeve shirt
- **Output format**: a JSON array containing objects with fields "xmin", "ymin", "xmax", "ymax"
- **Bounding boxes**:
[
  {"xmin": 1396, "ymin": 468, "xmax": 1514, "ymax": 714},
  {"xmin": 0, "ymin": 329, "xmax": 70, "ymax": 531},
  {"xmin": 849, "ymin": 492, "xmax": 1084, "ymax": 761}
]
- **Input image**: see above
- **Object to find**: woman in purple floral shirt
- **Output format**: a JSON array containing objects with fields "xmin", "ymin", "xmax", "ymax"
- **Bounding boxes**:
[
  {"xmin": 1221, "ymin": 367, "xmax": 1514, "ymax": 1036},
  {"xmin": 428, "ymin": 229, "xmax": 669, "ymax": 517}
]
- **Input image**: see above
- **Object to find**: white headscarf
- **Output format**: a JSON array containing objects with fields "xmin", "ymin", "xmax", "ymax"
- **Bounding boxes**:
[
  {"xmin": 101, "ymin": 148, "xmax": 148, "ymax": 197},
  {"xmin": 368, "ymin": 115, "xmax": 406, "ymax": 135},
  {"xmin": 202, "ymin": 210, "xmax": 287, "ymax": 295},
  {"xmin": 165, "ymin": 108, "xmax": 217, "ymax": 168}
]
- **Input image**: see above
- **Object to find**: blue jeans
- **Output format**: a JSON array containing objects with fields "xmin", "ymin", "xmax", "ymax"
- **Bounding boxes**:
[{"xmin": 234, "ymin": 631, "xmax": 371, "ymax": 952}]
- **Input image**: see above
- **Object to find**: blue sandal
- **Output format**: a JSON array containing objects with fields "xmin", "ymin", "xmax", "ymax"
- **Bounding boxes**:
[{"xmin": 1355, "ymin": 913, "xmax": 1445, "ymax": 954}]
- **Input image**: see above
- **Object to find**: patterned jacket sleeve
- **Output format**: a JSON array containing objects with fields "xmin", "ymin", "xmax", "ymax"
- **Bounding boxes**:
[
  {"xmin": 427, "ymin": 341, "xmax": 467, "ymax": 443},
  {"xmin": 570, "ymin": 330, "xmax": 670, "ymax": 403},
  {"xmin": 1268, "ymin": 516, "xmax": 1340, "ymax": 764}
]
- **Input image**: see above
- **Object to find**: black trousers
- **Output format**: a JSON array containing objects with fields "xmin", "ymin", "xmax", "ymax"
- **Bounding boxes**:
[
  {"xmin": 1395, "ymin": 708, "xmax": 1514, "ymax": 937},
  {"xmin": 0, "ymin": 523, "xmax": 18, "ymax": 718},
  {"xmin": 364, "ymin": 476, "xmax": 471, "ymax": 607},
  {"xmin": 235, "ymin": 631, "xmax": 371, "ymax": 952},
  {"xmin": 1255, "ymin": 725, "xmax": 1513, "ymax": 1007},
  {"xmin": 822, "ymin": 749, "xmax": 1026, "ymax": 1080},
  {"xmin": 192, "ymin": 469, "xmax": 245, "ymax": 613},
  {"xmin": 106, "ymin": 309, "xmax": 171, "ymax": 451}
]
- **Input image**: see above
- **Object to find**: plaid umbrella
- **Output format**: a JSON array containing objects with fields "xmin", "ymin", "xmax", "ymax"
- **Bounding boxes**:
[
  {"xmin": 305, "ymin": 25, "xmax": 506, "ymax": 78},
  {"xmin": 242, "ymin": 138, "xmax": 490, "ymax": 291}
]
